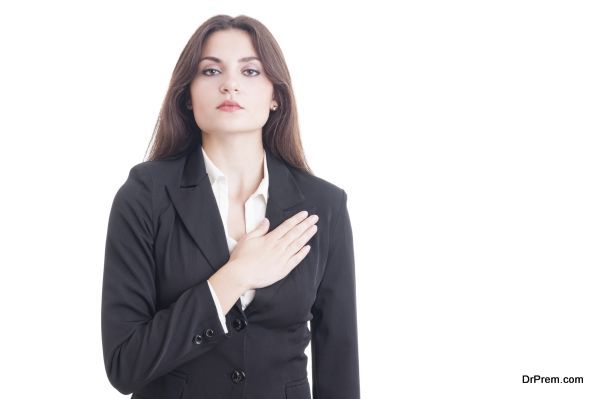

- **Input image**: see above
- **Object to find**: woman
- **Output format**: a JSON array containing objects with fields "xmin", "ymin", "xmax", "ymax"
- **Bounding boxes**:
[{"xmin": 101, "ymin": 14, "xmax": 360, "ymax": 399}]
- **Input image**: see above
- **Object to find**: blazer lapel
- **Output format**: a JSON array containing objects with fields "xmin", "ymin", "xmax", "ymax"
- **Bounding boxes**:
[{"xmin": 165, "ymin": 140, "xmax": 306, "ymax": 316}]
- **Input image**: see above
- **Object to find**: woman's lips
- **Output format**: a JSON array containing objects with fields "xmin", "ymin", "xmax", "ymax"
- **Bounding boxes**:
[{"xmin": 218, "ymin": 105, "xmax": 242, "ymax": 112}]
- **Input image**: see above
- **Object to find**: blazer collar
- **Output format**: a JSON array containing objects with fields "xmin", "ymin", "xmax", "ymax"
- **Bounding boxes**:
[{"xmin": 166, "ymin": 139, "xmax": 305, "ymax": 315}]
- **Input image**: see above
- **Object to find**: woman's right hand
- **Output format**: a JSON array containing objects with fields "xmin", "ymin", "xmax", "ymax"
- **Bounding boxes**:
[{"xmin": 228, "ymin": 210, "xmax": 319, "ymax": 290}]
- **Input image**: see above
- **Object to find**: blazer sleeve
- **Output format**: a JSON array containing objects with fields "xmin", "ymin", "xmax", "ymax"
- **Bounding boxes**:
[
  {"xmin": 101, "ymin": 165, "xmax": 228, "ymax": 395},
  {"xmin": 310, "ymin": 189, "xmax": 361, "ymax": 399}
]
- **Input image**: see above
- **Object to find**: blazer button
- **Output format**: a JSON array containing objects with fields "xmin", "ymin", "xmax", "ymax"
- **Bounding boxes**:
[
  {"xmin": 232, "ymin": 318, "xmax": 247, "ymax": 331},
  {"xmin": 192, "ymin": 334, "xmax": 203, "ymax": 345},
  {"xmin": 231, "ymin": 369, "xmax": 246, "ymax": 384},
  {"xmin": 204, "ymin": 328, "xmax": 215, "ymax": 338}
]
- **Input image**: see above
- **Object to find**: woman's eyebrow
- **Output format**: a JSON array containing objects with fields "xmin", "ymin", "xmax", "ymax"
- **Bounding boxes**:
[{"xmin": 199, "ymin": 56, "xmax": 261, "ymax": 63}]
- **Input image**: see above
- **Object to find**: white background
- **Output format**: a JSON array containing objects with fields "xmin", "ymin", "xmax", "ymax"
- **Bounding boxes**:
[{"xmin": 1, "ymin": 1, "xmax": 598, "ymax": 398}]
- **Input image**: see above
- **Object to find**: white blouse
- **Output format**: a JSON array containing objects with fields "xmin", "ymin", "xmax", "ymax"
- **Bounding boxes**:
[{"xmin": 203, "ymin": 146, "xmax": 269, "ymax": 334}]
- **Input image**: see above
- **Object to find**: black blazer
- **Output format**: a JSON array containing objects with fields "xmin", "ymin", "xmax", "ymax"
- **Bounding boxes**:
[{"xmin": 101, "ymin": 139, "xmax": 360, "ymax": 399}]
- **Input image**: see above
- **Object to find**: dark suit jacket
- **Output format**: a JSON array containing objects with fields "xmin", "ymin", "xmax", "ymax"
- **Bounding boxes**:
[{"xmin": 101, "ymin": 139, "xmax": 360, "ymax": 399}]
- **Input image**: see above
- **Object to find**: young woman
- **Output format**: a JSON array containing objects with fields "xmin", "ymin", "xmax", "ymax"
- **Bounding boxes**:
[{"xmin": 101, "ymin": 14, "xmax": 360, "ymax": 399}]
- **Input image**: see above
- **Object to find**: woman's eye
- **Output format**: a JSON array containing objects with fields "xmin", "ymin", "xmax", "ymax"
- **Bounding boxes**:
[
  {"xmin": 202, "ymin": 68, "xmax": 219, "ymax": 76},
  {"xmin": 244, "ymin": 68, "xmax": 260, "ymax": 76},
  {"xmin": 201, "ymin": 68, "xmax": 260, "ymax": 77}
]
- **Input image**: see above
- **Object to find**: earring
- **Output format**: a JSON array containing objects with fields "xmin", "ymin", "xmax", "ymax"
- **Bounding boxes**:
[{"xmin": 271, "ymin": 104, "xmax": 278, "ymax": 111}]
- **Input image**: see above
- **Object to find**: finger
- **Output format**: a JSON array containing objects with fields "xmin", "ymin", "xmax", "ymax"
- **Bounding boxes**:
[
  {"xmin": 285, "ymin": 223, "xmax": 317, "ymax": 257},
  {"xmin": 286, "ymin": 245, "xmax": 311, "ymax": 270},
  {"xmin": 246, "ymin": 218, "xmax": 269, "ymax": 239},
  {"xmin": 280, "ymin": 214, "xmax": 318, "ymax": 248},
  {"xmin": 270, "ymin": 210, "xmax": 309, "ymax": 241}
]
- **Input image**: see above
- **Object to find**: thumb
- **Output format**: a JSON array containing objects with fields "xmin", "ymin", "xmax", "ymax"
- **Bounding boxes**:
[{"xmin": 246, "ymin": 218, "xmax": 269, "ymax": 238}]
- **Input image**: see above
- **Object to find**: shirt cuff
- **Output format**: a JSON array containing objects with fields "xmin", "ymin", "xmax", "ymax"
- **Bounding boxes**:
[{"xmin": 207, "ymin": 280, "xmax": 228, "ymax": 334}]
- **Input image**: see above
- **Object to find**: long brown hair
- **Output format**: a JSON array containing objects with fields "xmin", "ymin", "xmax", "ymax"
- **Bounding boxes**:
[{"xmin": 144, "ymin": 14, "xmax": 312, "ymax": 175}]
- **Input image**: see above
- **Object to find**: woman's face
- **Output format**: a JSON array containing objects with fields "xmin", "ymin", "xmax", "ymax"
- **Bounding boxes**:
[{"xmin": 189, "ymin": 29, "xmax": 275, "ymax": 137}]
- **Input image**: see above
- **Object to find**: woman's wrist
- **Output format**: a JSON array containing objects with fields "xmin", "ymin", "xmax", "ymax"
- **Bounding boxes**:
[
  {"xmin": 223, "ymin": 259, "xmax": 251, "ymax": 292},
  {"xmin": 207, "ymin": 260, "xmax": 249, "ymax": 316}
]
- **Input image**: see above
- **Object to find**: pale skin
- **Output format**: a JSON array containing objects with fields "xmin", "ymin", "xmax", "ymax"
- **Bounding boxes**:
[{"xmin": 187, "ymin": 28, "xmax": 318, "ymax": 316}]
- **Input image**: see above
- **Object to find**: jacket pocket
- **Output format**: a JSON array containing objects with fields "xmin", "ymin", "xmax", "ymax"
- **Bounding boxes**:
[{"xmin": 285, "ymin": 376, "xmax": 311, "ymax": 399}]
